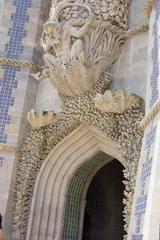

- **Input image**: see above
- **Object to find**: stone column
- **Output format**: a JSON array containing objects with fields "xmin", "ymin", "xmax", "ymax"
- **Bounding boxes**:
[
  {"xmin": 0, "ymin": 0, "xmax": 49, "ymax": 237},
  {"xmin": 127, "ymin": 1, "xmax": 160, "ymax": 240}
]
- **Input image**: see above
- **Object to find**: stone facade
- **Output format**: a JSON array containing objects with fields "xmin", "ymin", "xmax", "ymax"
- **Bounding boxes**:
[
  {"xmin": 1, "ymin": 0, "xmax": 160, "ymax": 240},
  {"xmin": 0, "ymin": 0, "xmax": 50, "ymax": 238},
  {"xmin": 128, "ymin": 1, "xmax": 160, "ymax": 239}
]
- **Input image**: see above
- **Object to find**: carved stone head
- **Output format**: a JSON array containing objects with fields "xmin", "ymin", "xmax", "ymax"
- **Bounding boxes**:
[{"xmin": 40, "ymin": 22, "xmax": 61, "ymax": 52}]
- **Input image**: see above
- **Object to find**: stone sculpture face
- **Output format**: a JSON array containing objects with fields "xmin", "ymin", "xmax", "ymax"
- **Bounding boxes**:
[{"xmin": 41, "ymin": 23, "xmax": 61, "ymax": 52}]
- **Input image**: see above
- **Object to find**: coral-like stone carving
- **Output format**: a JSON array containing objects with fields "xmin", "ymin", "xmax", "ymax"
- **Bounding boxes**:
[
  {"xmin": 11, "ymin": 1, "xmax": 145, "ymax": 240},
  {"xmin": 33, "ymin": 0, "xmax": 129, "ymax": 96},
  {"xmin": 27, "ymin": 110, "xmax": 57, "ymax": 129},
  {"xmin": 50, "ymin": 0, "xmax": 129, "ymax": 31},
  {"xmin": 95, "ymin": 90, "xmax": 142, "ymax": 113},
  {"xmin": 12, "ymin": 76, "xmax": 144, "ymax": 240}
]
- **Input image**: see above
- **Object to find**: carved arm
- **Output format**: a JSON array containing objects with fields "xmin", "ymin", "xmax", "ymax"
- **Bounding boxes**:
[{"xmin": 70, "ymin": 16, "xmax": 92, "ymax": 38}]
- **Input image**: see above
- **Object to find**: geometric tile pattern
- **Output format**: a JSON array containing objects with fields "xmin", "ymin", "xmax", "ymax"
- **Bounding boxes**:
[
  {"xmin": 0, "ymin": 0, "xmax": 32, "ymax": 143},
  {"xmin": 134, "ymin": 126, "xmax": 156, "ymax": 235},
  {"xmin": 149, "ymin": 1, "xmax": 160, "ymax": 108}
]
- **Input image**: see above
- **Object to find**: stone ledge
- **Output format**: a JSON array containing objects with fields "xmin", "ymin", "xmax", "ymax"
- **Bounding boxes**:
[{"xmin": 0, "ymin": 144, "xmax": 19, "ymax": 152}]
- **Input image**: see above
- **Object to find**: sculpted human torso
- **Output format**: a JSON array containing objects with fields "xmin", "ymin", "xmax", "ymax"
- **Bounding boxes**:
[
  {"xmin": 32, "ymin": 0, "xmax": 129, "ymax": 96},
  {"xmin": 41, "ymin": 16, "xmax": 92, "ymax": 66}
]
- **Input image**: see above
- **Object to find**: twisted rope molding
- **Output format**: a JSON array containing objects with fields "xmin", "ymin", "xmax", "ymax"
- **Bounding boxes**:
[
  {"xmin": 0, "ymin": 58, "xmax": 40, "ymax": 71},
  {"xmin": 0, "ymin": 24, "xmax": 148, "ymax": 71},
  {"xmin": 144, "ymin": 0, "xmax": 156, "ymax": 16},
  {"xmin": 123, "ymin": 23, "xmax": 149, "ymax": 38},
  {"xmin": 97, "ymin": 22, "xmax": 149, "ymax": 37},
  {"xmin": 140, "ymin": 100, "xmax": 160, "ymax": 129},
  {"xmin": 0, "ymin": 144, "xmax": 19, "ymax": 151}
]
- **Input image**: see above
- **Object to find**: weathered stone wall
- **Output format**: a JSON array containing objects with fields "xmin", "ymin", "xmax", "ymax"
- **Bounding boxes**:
[
  {"xmin": 128, "ymin": 2, "xmax": 160, "ymax": 239},
  {"xmin": 0, "ymin": 0, "xmax": 50, "ymax": 237},
  {"xmin": 0, "ymin": 0, "xmax": 4, "ymax": 24},
  {"xmin": 0, "ymin": 0, "xmax": 148, "ymax": 238},
  {"xmin": 35, "ymin": 79, "xmax": 61, "ymax": 112},
  {"xmin": 111, "ymin": 0, "xmax": 148, "ymax": 99}
]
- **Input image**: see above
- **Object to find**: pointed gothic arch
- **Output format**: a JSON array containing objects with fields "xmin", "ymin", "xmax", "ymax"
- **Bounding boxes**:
[{"xmin": 26, "ymin": 124, "xmax": 125, "ymax": 240}]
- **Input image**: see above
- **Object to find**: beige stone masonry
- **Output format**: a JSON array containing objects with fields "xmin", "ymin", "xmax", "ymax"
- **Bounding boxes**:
[{"xmin": 26, "ymin": 125, "xmax": 123, "ymax": 240}]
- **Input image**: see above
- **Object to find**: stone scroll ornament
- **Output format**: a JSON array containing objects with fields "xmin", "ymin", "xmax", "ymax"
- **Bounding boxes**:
[{"xmin": 12, "ymin": 1, "xmax": 144, "ymax": 240}]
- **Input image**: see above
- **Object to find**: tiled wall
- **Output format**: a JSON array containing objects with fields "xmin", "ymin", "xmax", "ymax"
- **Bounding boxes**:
[
  {"xmin": 0, "ymin": 0, "xmax": 33, "ymax": 220},
  {"xmin": 0, "ymin": 0, "xmax": 50, "ymax": 234},
  {"xmin": 0, "ymin": 0, "xmax": 150, "ymax": 236},
  {"xmin": 127, "ymin": 2, "xmax": 160, "ymax": 239},
  {"xmin": 149, "ymin": 1, "xmax": 160, "ymax": 109},
  {"xmin": 134, "ymin": 125, "xmax": 157, "ymax": 236},
  {"xmin": 0, "ymin": 0, "xmax": 36, "ymax": 145},
  {"xmin": 0, "ymin": 65, "xmax": 19, "ymax": 144},
  {"xmin": 144, "ymin": 1, "xmax": 160, "ymax": 114}
]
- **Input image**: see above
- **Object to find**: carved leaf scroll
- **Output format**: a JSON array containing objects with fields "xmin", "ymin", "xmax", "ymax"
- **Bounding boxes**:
[{"xmin": 95, "ymin": 90, "xmax": 142, "ymax": 113}]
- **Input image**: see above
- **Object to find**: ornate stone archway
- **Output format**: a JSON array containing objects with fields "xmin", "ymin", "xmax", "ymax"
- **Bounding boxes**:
[
  {"xmin": 61, "ymin": 154, "xmax": 124, "ymax": 240},
  {"xmin": 12, "ymin": 81, "xmax": 144, "ymax": 240},
  {"xmin": 13, "ymin": 102, "xmax": 143, "ymax": 240},
  {"xmin": 26, "ymin": 125, "xmax": 123, "ymax": 240}
]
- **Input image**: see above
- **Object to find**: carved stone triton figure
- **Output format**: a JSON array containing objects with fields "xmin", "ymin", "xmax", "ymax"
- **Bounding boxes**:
[
  {"xmin": 32, "ymin": 0, "xmax": 128, "ymax": 97},
  {"xmin": 33, "ymin": 2, "xmax": 93, "ymax": 84},
  {"xmin": 42, "ymin": 17, "xmax": 92, "ymax": 64}
]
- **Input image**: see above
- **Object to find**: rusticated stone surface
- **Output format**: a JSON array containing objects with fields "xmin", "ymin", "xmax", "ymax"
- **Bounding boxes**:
[
  {"xmin": 12, "ymin": 0, "xmax": 145, "ymax": 239},
  {"xmin": 12, "ymin": 73, "xmax": 144, "ymax": 240}
]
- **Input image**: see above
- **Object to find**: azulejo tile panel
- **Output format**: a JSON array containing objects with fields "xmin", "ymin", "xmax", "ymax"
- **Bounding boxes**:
[
  {"xmin": 131, "ymin": 124, "xmax": 157, "ymax": 239},
  {"xmin": 0, "ymin": 0, "xmax": 32, "ymax": 144},
  {"xmin": 149, "ymin": 1, "xmax": 160, "ymax": 108}
]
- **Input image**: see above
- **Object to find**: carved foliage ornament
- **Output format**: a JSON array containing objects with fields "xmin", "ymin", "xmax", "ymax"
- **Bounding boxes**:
[
  {"xmin": 27, "ymin": 110, "xmax": 57, "ymax": 128},
  {"xmin": 95, "ymin": 90, "xmax": 143, "ymax": 114},
  {"xmin": 50, "ymin": 0, "xmax": 129, "ymax": 30}
]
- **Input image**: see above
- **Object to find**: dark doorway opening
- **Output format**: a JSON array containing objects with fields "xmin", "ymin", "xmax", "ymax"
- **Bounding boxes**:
[{"xmin": 82, "ymin": 160, "xmax": 125, "ymax": 240}]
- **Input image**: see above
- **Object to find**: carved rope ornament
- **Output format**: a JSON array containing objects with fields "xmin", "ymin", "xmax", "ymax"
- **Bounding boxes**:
[
  {"xmin": 0, "ymin": 58, "xmax": 39, "ymax": 71},
  {"xmin": 140, "ymin": 100, "xmax": 160, "ymax": 129}
]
